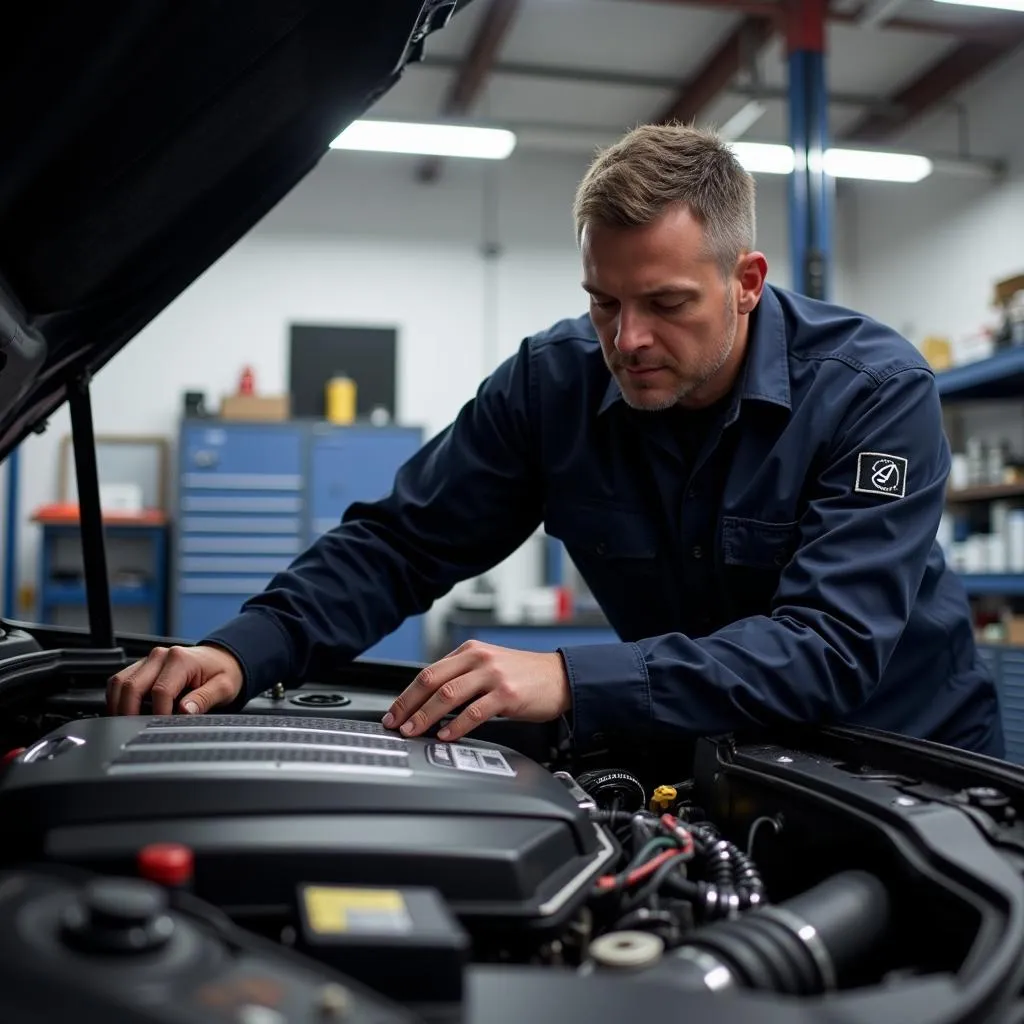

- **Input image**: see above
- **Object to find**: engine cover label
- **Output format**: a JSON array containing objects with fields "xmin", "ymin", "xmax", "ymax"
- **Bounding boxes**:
[
  {"xmin": 427, "ymin": 742, "xmax": 516, "ymax": 777},
  {"xmin": 302, "ymin": 886, "xmax": 412, "ymax": 936}
]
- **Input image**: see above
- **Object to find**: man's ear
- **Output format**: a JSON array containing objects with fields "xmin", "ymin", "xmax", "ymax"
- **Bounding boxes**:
[{"xmin": 736, "ymin": 251, "xmax": 768, "ymax": 314}]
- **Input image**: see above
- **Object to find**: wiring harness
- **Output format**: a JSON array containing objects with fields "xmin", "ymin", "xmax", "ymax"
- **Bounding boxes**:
[{"xmin": 588, "ymin": 805, "xmax": 767, "ymax": 946}]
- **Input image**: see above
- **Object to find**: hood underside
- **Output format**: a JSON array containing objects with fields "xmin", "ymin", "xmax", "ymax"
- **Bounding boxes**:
[{"xmin": 0, "ymin": 0, "xmax": 464, "ymax": 460}]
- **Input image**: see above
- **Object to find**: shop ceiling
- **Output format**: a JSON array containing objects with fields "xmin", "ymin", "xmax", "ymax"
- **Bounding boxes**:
[{"xmin": 372, "ymin": 0, "xmax": 1024, "ymax": 177}]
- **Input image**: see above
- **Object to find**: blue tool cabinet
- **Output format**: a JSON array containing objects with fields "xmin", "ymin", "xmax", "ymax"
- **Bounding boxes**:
[{"xmin": 173, "ymin": 420, "xmax": 425, "ymax": 663}]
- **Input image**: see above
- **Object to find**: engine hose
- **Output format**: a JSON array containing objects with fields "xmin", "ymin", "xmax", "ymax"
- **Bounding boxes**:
[
  {"xmin": 647, "ymin": 870, "xmax": 891, "ymax": 996},
  {"xmin": 730, "ymin": 847, "xmax": 766, "ymax": 904},
  {"xmin": 706, "ymin": 840, "xmax": 735, "ymax": 892},
  {"xmin": 658, "ymin": 862, "xmax": 763, "ymax": 921},
  {"xmin": 672, "ymin": 826, "xmax": 765, "ymax": 921},
  {"xmin": 588, "ymin": 811, "xmax": 638, "ymax": 826}
]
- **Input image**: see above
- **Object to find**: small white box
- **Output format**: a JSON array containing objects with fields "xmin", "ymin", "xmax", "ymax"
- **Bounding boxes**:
[{"xmin": 99, "ymin": 483, "xmax": 143, "ymax": 514}]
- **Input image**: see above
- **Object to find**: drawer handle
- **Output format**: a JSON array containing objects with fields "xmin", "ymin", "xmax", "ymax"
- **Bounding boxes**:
[{"xmin": 192, "ymin": 450, "xmax": 219, "ymax": 469}]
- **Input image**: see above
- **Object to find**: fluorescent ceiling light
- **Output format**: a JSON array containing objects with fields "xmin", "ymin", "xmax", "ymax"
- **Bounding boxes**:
[
  {"xmin": 729, "ymin": 141, "xmax": 931, "ymax": 182},
  {"xmin": 823, "ymin": 148, "xmax": 933, "ymax": 182},
  {"xmin": 932, "ymin": 0, "xmax": 1024, "ymax": 11},
  {"xmin": 719, "ymin": 100, "xmax": 768, "ymax": 142},
  {"xmin": 330, "ymin": 120, "xmax": 516, "ymax": 159},
  {"xmin": 731, "ymin": 142, "xmax": 796, "ymax": 175}
]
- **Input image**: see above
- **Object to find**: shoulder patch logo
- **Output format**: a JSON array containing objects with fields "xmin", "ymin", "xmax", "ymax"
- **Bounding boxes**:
[{"xmin": 855, "ymin": 452, "xmax": 907, "ymax": 499}]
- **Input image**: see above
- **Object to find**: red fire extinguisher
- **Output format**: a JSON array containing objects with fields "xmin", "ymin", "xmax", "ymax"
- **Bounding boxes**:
[{"xmin": 238, "ymin": 365, "xmax": 255, "ymax": 396}]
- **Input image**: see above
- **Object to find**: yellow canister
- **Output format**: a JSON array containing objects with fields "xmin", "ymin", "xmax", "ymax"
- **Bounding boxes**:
[{"xmin": 326, "ymin": 375, "xmax": 357, "ymax": 424}]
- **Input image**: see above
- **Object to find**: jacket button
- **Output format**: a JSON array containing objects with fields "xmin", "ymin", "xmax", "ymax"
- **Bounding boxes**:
[
  {"xmin": 692, "ymin": 545, "xmax": 704, "ymax": 560},
  {"xmin": 774, "ymin": 552, "xmax": 786, "ymax": 566},
  {"xmin": 596, "ymin": 542, "xmax": 607, "ymax": 556}
]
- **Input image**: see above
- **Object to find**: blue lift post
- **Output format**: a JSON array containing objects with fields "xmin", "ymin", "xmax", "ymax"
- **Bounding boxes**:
[{"xmin": 787, "ymin": 0, "xmax": 832, "ymax": 301}]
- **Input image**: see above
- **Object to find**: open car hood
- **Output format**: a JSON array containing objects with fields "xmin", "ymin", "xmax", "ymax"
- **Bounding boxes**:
[{"xmin": 0, "ymin": 0, "xmax": 466, "ymax": 462}]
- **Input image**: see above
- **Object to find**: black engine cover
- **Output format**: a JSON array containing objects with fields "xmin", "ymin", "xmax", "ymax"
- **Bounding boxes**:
[{"xmin": 0, "ymin": 716, "xmax": 614, "ymax": 932}]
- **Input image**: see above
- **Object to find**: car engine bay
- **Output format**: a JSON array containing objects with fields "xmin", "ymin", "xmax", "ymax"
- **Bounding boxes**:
[{"xmin": 2, "ymin": 634, "xmax": 1024, "ymax": 1023}]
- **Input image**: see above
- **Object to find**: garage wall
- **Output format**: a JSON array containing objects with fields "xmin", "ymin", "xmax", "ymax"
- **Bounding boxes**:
[
  {"xmin": 11, "ymin": 146, "xmax": 854, "ymax": 638},
  {"xmin": 848, "ymin": 47, "xmax": 1024, "ymax": 347}
]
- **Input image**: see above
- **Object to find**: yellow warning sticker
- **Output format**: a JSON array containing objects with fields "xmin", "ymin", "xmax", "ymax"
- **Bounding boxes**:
[{"xmin": 303, "ymin": 887, "xmax": 412, "ymax": 936}]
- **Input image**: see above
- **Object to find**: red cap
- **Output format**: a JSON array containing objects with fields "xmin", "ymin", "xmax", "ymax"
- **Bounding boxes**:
[
  {"xmin": 138, "ymin": 843, "xmax": 194, "ymax": 887},
  {"xmin": 1, "ymin": 748, "xmax": 25, "ymax": 766}
]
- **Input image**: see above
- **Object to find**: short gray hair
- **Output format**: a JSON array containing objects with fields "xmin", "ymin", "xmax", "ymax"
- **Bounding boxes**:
[{"xmin": 573, "ymin": 123, "xmax": 756, "ymax": 276}]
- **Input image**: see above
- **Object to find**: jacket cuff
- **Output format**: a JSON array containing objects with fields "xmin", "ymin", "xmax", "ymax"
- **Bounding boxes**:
[
  {"xmin": 202, "ymin": 610, "xmax": 295, "ymax": 704},
  {"xmin": 559, "ymin": 642, "xmax": 652, "ymax": 747}
]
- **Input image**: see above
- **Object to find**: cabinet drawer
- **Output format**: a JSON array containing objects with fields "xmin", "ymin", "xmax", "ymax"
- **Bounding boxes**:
[
  {"xmin": 181, "ymin": 495, "xmax": 304, "ymax": 514},
  {"xmin": 180, "ymin": 556, "xmax": 292, "ymax": 575},
  {"xmin": 179, "ymin": 576, "xmax": 274, "ymax": 595},
  {"xmin": 309, "ymin": 427, "xmax": 422, "ymax": 538},
  {"xmin": 182, "ymin": 424, "xmax": 302, "ymax": 477},
  {"xmin": 182, "ymin": 472, "xmax": 302, "ymax": 491},
  {"xmin": 181, "ymin": 516, "xmax": 303, "ymax": 535},
  {"xmin": 179, "ymin": 536, "xmax": 301, "ymax": 556}
]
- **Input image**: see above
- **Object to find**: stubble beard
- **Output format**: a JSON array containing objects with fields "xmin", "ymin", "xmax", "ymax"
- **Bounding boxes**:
[{"xmin": 613, "ymin": 298, "xmax": 738, "ymax": 412}]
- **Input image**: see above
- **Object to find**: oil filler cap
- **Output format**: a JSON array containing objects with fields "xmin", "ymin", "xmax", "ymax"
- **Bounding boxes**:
[
  {"xmin": 289, "ymin": 693, "xmax": 351, "ymax": 709},
  {"xmin": 575, "ymin": 769, "xmax": 646, "ymax": 812},
  {"xmin": 61, "ymin": 878, "xmax": 175, "ymax": 955}
]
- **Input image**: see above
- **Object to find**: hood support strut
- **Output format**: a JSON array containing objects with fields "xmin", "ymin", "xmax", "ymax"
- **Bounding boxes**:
[{"xmin": 68, "ymin": 376, "xmax": 114, "ymax": 649}]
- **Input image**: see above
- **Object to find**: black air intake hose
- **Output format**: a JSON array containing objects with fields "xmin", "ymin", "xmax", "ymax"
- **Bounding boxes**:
[{"xmin": 655, "ymin": 870, "xmax": 889, "ymax": 995}]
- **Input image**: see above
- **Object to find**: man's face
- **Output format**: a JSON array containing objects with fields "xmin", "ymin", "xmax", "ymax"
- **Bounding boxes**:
[{"xmin": 581, "ymin": 205, "xmax": 760, "ymax": 412}]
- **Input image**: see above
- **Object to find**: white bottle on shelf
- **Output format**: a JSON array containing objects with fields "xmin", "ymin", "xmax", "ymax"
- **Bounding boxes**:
[{"xmin": 1009, "ymin": 511, "xmax": 1024, "ymax": 574}]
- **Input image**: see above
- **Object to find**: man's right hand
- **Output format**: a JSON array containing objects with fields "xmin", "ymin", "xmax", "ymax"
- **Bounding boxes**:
[{"xmin": 107, "ymin": 644, "xmax": 244, "ymax": 717}]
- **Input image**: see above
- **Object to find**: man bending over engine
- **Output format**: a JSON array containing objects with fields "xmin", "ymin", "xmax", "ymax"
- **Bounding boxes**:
[{"xmin": 108, "ymin": 124, "xmax": 1003, "ymax": 758}]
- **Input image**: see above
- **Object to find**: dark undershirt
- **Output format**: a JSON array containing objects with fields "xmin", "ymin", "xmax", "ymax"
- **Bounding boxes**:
[
  {"xmin": 669, "ymin": 395, "xmax": 733, "ymax": 469},
  {"xmin": 626, "ymin": 392, "xmax": 735, "ymax": 633}
]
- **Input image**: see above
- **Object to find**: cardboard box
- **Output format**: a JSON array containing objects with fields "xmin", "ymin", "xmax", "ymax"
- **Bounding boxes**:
[
  {"xmin": 1006, "ymin": 615, "xmax": 1024, "ymax": 646},
  {"xmin": 994, "ymin": 273, "xmax": 1024, "ymax": 309},
  {"xmin": 220, "ymin": 394, "xmax": 290, "ymax": 422},
  {"xmin": 920, "ymin": 335, "xmax": 952, "ymax": 371}
]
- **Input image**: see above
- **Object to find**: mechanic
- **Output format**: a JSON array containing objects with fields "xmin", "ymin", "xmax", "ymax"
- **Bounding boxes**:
[{"xmin": 108, "ymin": 123, "xmax": 1003, "ymax": 758}]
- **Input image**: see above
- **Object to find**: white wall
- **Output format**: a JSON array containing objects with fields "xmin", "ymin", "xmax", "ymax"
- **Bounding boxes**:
[
  {"xmin": 848, "ymin": 45, "xmax": 1024, "ymax": 346},
  {"xmin": 843, "ymin": 44, "xmax": 1024, "ymax": 473},
  {"xmin": 10, "ymin": 144, "xmax": 854, "ymax": 640}
]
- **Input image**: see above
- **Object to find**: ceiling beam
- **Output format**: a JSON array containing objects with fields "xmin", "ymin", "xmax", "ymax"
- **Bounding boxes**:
[
  {"xmin": 418, "ymin": 54, "xmax": 900, "ymax": 113},
  {"xmin": 417, "ymin": 0, "xmax": 522, "ymax": 182},
  {"xmin": 627, "ymin": 0, "xmax": 784, "ymax": 17},
  {"xmin": 619, "ymin": 0, "xmax": 1015, "ymax": 40},
  {"xmin": 442, "ymin": 0, "xmax": 521, "ymax": 114},
  {"xmin": 855, "ymin": 0, "xmax": 911, "ymax": 29},
  {"xmin": 843, "ymin": 29, "xmax": 1024, "ymax": 142},
  {"xmin": 832, "ymin": 9, "xmax": 1022, "ymax": 40},
  {"xmin": 654, "ymin": 14, "xmax": 777, "ymax": 126}
]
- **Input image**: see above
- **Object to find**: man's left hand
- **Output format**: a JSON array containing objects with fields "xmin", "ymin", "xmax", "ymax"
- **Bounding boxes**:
[{"xmin": 382, "ymin": 641, "xmax": 571, "ymax": 742}]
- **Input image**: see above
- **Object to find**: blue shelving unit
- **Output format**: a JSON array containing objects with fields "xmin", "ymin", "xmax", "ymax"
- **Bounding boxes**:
[
  {"xmin": 979, "ymin": 644, "xmax": 1024, "ymax": 764},
  {"xmin": 173, "ymin": 419, "xmax": 426, "ymax": 663},
  {"xmin": 961, "ymin": 575, "xmax": 1024, "ymax": 597},
  {"xmin": 36, "ymin": 519, "xmax": 169, "ymax": 635},
  {"xmin": 936, "ymin": 347, "xmax": 1024, "ymax": 402},
  {"xmin": 43, "ymin": 583, "xmax": 157, "ymax": 607},
  {"xmin": 935, "ymin": 348, "xmax": 1024, "ymax": 761}
]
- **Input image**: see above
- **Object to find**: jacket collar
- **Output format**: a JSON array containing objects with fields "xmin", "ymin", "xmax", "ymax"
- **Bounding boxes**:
[{"xmin": 597, "ymin": 283, "xmax": 792, "ymax": 418}]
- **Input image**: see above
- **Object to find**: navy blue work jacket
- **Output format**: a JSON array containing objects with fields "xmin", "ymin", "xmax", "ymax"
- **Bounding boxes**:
[{"xmin": 207, "ymin": 284, "xmax": 1004, "ymax": 757}]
